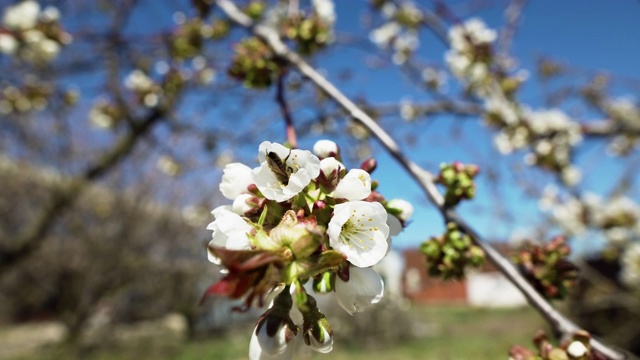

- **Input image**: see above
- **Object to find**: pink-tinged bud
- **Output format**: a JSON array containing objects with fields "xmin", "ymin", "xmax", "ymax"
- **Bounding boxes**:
[
  {"xmin": 247, "ymin": 183, "xmax": 260, "ymax": 194},
  {"xmin": 465, "ymin": 164, "xmax": 480, "ymax": 177},
  {"xmin": 359, "ymin": 158, "xmax": 377, "ymax": 173},
  {"xmin": 313, "ymin": 200, "xmax": 326, "ymax": 210},
  {"xmin": 452, "ymin": 161, "xmax": 465, "ymax": 172}
]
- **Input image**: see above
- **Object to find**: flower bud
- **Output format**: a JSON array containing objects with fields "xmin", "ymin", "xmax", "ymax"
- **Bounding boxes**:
[
  {"xmin": 386, "ymin": 198, "xmax": 414, "ymax": 222},
  {"xmin": 232, "ymin": 193, "xmax": 254, "ymax": 215},
  {"xmin": 359, "ymin": 158, "xmax": 377, "ymax": 173},
  {"xmin": 313, "ymin": 139, "xmax": 339, "ymax": 159},
  {"xmin": 312, "ymin": 271, "xmax": 334, "ymax": 293},
  {"xmin": 318, "ymin": 157, "xmax": 344, "ymax": 190},
  {"xmin": 304, "ymin": 316, "xmax": 333, "ymax": 353}
]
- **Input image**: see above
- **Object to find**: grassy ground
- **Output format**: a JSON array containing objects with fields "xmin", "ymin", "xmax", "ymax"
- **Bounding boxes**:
[{"xmin": 14, "ymin": 305, "xmax": 546, "ymax": 360}]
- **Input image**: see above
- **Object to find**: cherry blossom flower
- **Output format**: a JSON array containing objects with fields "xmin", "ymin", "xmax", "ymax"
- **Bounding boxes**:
[
  {"xmin": 253, "ymin": 141, "xmax": 320, "ymax": 202},
  {"xmin": 334, "ymin": 266, "xmax": 384, "ymax": 315},
  {"xmin": 206, "ymin": 206, "xmax": 252, "ymax": 264},
  {"xmin": 334, "ymin": 169, "xmax": 371, "ymax": 201},
  {"xmin": 220, "ymin": 162, "xmax": 254, "ymax": 200},
  {"xmin": 327, "ymin": 201, "xmax": 389, "ymax": 267},
  {"xmin": 2, "ymin": 0, "xmax": 40, "ymax": 30}
]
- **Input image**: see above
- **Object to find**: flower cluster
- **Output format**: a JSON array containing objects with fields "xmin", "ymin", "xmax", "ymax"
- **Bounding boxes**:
[
  {"xmin": 369, "ymin": 1, "xmax": 422, "ymax": 64},
  {"xmin": 203, "ymin": 140, "xmax": 411, "ymax": 359},
  {"xmin": 0, "ymin": 76, "xmax": 53, "ymax": 115},
  {"xmin": 124, "ymin": 69, "xmax": 163, "ymax": 108},
  {"xmin": 540, "ymin": 188, "xmax": 640, "ymax": 247},
  {"xmin": 509, "ymin": 330, "xmax": 603, "ymax": 360},
  {"xmin": 0, "ymin": 0, "xmax": 71, "ymax": 63},
  {"xmin": 228, "ymin": 37, "xmax": 281, "ymax": 88},
  {"xmin": 279, "ymin": 0, "xmax": 336, "ymax": 56},
  {"xmin": 513, "ymin": 236, "xmax": 578, "ymax": 300},
  {"xmin": 445, "ymin": 19, "xmax": 584, "ymax": 187},
  {"xmin": 435, "ymin": 162, "xmax": 480, "ymax": 207},
  {"xmin": 419, "ymin": 222, "xmax": 485, "ymax": 280},
  {"xmin": 445, "ymin": 18, "xmax": 496, "ymax": 89},
  {"xmin": 602, "ymin": 97, "xmax": 640, "ymax": 155}
]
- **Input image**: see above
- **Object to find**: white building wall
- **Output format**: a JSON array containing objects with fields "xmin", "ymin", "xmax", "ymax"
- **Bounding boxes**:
[{"xmin": 466, "ymin": 271, "xmax": 527, "ymax": 308}]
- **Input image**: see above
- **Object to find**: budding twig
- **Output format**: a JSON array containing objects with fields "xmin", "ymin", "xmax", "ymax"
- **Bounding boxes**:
[{"xmin": 214, "ymin": 1, "xmax": 628, "ymax": 358}]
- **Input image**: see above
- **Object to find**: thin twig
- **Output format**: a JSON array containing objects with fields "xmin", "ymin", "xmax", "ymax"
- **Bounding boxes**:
[
  {"xmin": 214, "ymin": 1, "xmax": 628, "ymax": 358},
  {"xmin": 276, "ymin": 71, "xmax": 298, "ymax": 148}
]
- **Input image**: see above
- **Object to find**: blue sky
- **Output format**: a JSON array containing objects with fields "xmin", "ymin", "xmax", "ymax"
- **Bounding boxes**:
[
  {"xmin": 294, "ymin": 1, "xmax": 640, "ymax": 250},
  {"xmin": 54, "ymin": 1, "xmax": 639, "ymax": 252}
]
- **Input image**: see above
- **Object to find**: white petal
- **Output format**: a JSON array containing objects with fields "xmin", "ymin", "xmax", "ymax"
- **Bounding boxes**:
[
  {"xmin": 206, "ymin": 207, "xmax": 252, "ymax": 264},
  {"xmin": 328, "ymin": 201, "xmax": 389, "ymax": 267},
  {"xmin": 312, "ymin": 139, "xmax": 339, "ymax": 158},
  {"xmin": 387, "ymin": 198, "xmax": 414, "ymax": 221},
  {"xmin": 308, "ymin": 326, "xmax": 333, "ymax": 353},
  {"xmin": 334, "ymin": 169, "xmax": 371, "ymax": 200},
  {"xmin": 220, "ymin": 163, "xmax": 254, "ymax": 200},
  {"xmin": 335, "ymin": 267, "xmax": 384, "ymax": 315},
  {"xmin": 249, "ymin": 326, "xmax": 297, "ymax": 360},
  {"xmin": 254, "ymin": 142, "xmax": 320, "ymax": 202},
  {"xmin": 232, "ymin": 193, "xmax": 254, "ymax": 215}
]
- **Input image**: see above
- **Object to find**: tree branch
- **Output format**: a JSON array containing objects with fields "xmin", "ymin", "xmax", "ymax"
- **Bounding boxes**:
[
  {"xmin": 0, "ymin": 108, "xmax": 164, "ymax": 274},
  {"xmin": 214, "ymin": 1, "xmax": 628, "ymax": 358}
]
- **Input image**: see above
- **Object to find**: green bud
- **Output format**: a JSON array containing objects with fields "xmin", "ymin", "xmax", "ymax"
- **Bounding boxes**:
[{"xmin": 313, "ymin": 272, "xmax": 334, "ymax": 293}]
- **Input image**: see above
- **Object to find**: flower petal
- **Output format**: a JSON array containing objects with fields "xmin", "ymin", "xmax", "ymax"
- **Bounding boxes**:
[
  {"xmin": 220, "ymin": 162, "xmax": 254, "ymax": 200},
  {"xmin": 335, "ymin": 266, "xmax": 384, "ymax": 315},
  {"xmin": 328, "ymin": 201, "xmax": 389, "ymax": 267},
  {"xmin": 334, "ymin": 169, "xmax": 371, "ymax": 200}
]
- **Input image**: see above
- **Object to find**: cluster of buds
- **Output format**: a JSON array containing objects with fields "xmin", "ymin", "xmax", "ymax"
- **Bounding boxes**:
[
  {"xmin": 88, "ymin": 98, "xmax": 124, "ymax": 129},
  {"xmin": 443, "ymin": 19, "xmax": 582, "ymax": 187},
  {"xmin": 281, "ymin": 10, "xmax": 334, "ymax": 56},
  {"xmin": 124, "ymin": 69, "xmax": 164, "ymax": 108},
  {"xmin": 435, "ymin": 162, "xmax": 479, "ymax": 208},
  {"xmin": 445, "ymin": 18, "xmax": 496, "ymax": 90},
  {"xmin": 0, "ymin": 0, "xmax": 71, "ymax": 63},
  {"xmin": 540, "ymin": 188, "xmax": 640, "ymax": 248},
  {"xmin": 368, "ymin": 1, "xmax": 421, "ymax": 64},
  {"xmin": 602, "ymin": 97, "xmax": 640, "ymax": 156},
  {"xmin": 509, "ymin": 330, "xmax": 603, "ymax": 360},
  {"xmin": 0, "ymin": 77, "xmax": 53, "ymax": 114},
  {"xmin": 513, "ymin": 236, "xmax": 578, "ymax": 300},
  {"xmin": 419, "ymin": 222, "xmax": 485, "ymax": 280},
  {"xmin": 169, "ymin": 18, "xmax": 207, "ymax": 60},
  {"xmin": 202, "ymin": 140, "xmax": 412, "ymax": 359},
  {"xmin": 228, "ymin": 37, "xmax": 281, "ymax": 88}
]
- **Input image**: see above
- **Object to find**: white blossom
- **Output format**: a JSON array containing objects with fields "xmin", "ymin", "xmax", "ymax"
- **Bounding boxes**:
[
  {"xmin": 620, "ymin": 242, "xmax": 640, "ymax": 288},
  {"xmin": 220, "ymin": 162, "xmax": 254, "ymax": 200},
  {"xmin": 124, "ymin": 69, "xmax": 155, "ymax": 92},
  {"xmin": 386, "ymin": 198, "xmax": 414, "ymax": 222},
  {"xmin": 253, "ymin": 141, "xmax": 321, "ymax": 202},
  {"xmin": 232, "ymin": 193, "xmax": 254, "ymax": 215},
  {"xmin": 0, "ymin": 34, "xmax": 18, "ymax": 55},
  {"xmin": 328, "ymin": 201, "xmax": 389, "ymax": 267},
  {"xmin": 206, "ymin": 206, "xmax": 252, "ymax": 264},
  {"xmin": 3, "ymin": 0, "xmax": 40, "ymax": 30},
  {"xmin": 313, "ymin": 139, "xmax": 339, "ymax": 158},
  {"xmin": 335, "ymin": 266, "xmax": 384, "ymax": 315},
  {"xmin": 566, "ymin": 341, "xmax": 588, "ymax": 358},
  {"xmin": 334, "ymin": 169, "xmax": 371, "ymax": 201},
  {"xmin": 312, "ymin": 0, "xmax": 335, "ymax": 24},
  {"xmin": 249, "ymin": 322, "xmax": 298, "ymax": 360}
]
